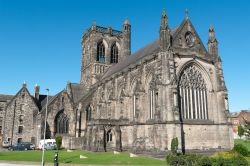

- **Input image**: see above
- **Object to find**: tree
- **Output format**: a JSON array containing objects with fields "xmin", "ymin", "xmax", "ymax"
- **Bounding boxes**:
[
  {"xmin": 55, "ymin": 135, "xmax": 62, "ymax": 149},
  {"xmin": 171, "ymin": 137, "xmax": 179, "ymax": 155},
  {"xmin": 238, "ymin": 125, "xmax": 244, "ymax": 139},
  {"xmin": 244, "ymin": 118, "xmax": 250, "ymax": 139}
]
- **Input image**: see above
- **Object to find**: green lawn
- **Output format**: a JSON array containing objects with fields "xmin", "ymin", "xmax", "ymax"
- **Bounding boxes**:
[{"xmin": 0, "ymin": 150, "xmax": 166, "ymax": 165}]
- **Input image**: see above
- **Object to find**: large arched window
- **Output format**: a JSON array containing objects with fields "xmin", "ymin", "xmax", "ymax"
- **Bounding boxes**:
[
  {"xmin": 55, "ymin": 110, "xmax": 69, "ymax": 134},
  {"xmin": 179, "ymin": 65, "xmax": 208, "ymax": 120},
  {"xmin": 110, "ymin": 44, "xmax": 118, "ymax": 63},
  {"xmin": 97, "ymin": 42, "xmax": 105, "ymax": 63}
]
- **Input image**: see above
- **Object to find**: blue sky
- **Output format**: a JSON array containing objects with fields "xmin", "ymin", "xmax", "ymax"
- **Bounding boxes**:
[{"xmin": 0, "ymin": 0, "xmax": 249, "ymax": 112}]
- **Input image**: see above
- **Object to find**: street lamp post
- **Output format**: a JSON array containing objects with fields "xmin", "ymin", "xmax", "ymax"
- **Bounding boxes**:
[{"xmin": 42, "ymin": 89, "xmax": 49, "ymax": 166}]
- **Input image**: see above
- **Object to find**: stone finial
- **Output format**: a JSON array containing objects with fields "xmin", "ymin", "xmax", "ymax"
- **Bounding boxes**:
[
  {"xmin": 208, "ymin": 24, "xmax": 218, "ymax": 56},
  {"xmin": 185, "ymin": 8, "xmax": 189, "ymax": 19},
  {"xmin": 92, "ymin": 20, "xmax": 96, "ymax": 27},
  {"xmin": 208, "ymin": 24, "xmax": 216, "ymax": 42},
  {"xmin": 22, "ymin": 81, "xmax": 27, "ymax": 88},
  {"xmin": 160, "ymin": 8, "xmax": 168, "ymax": 28},
  {"xmin": 124, "ymin": 17, "xmax": 130, "ymax": 25},
  {"xmin": 162, "ymin": 8, "xmax": 167, "ymax": 18},
  {"xmin": 209, "ymin": 24, "xmax": 214, "ymax": 32},
  {"xmin": 92, "ymin": 20, "xmax": 97, "ymax": 31}
]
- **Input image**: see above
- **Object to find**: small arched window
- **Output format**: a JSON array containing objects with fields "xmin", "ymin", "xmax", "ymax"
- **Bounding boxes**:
[
  {"xmin": 97, "ymin": 42, "xmax": 105, "ymax": 63},
  {"xmin": 107, "ymin": 129, "xmax": 112, "ymax": 142},
  {"xmin": 86, "ymin": 105, "xmax": 91, "ymax": 121},
  {"xmin": 110, "ymin": 44, "xmax": 118, "ymax": 63}
]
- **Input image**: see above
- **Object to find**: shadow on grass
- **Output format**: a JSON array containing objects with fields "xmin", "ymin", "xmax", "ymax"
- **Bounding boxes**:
[{"xmin": 60, "ymin": 155, "xmax": 79, "ymax": 163}]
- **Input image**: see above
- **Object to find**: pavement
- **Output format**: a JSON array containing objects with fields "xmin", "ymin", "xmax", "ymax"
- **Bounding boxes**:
[
  {"xmin": 0, "ymin": 161, "xmax": 122, "ymax": 166},
  {"xmin": 0, "ymin": 164, "xmax": 38, "ymax": 166}
]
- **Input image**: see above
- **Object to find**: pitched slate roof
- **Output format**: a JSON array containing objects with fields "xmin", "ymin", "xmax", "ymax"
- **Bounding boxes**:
[
  {"xmin": 101, "ymin": 18, "xmax": 207, "ymax": 81},
  {"xmin": 39, "ymin": 95, "xmax": 53, "ymax": 110},
  {"xmin": 68, "ymin": 83, "xmax": 86, "ymax": 103},
  {"xmin": 101, "ymin": 23, "xmax": 181, "ymax": 80},
  {"xmin": 102, "ymin": 39, "xmax": 160, "ymax": 79}
]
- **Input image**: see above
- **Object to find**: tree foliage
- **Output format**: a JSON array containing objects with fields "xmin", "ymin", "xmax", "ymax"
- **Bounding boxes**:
[
  {"xmin": 238, "ymin": 125, "xmax": 245, "ymax": 138},
  {"xmin": 55, "ymin": 135, "xmax": 62, "ymax": 149},
  {"xmin": 244, "ymin": 119, "xmax": 250, "ymax": 139},
  {"xmin": 171, "ymin": 137, "xmax": 179, "ymax": 155}
]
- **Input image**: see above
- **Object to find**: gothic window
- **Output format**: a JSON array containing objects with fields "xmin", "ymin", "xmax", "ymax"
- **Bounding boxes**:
[
  {"xmin": 149, "ymin": 89, "xmax": 155, "ymax": 119},
  {"xmin": 19, "ymin": 115, "xmax": 24, "ymax": 124},
  {"xmin": 86, "ymin": 105, "xmax": 91, "ymax": 121},
  {"xmin": 97, "ymin": 42, "xmax": 105, "ymax": 63},
  {"xmin": 179, "ymin": 65, "xmax": 208, "ymax": 120},
  {"xmin": 106, "ymin": 129, "xmax": 112, "ymax": 142},
  {"xmin": 133, "ymin": 95, "xmax": 136, "ymax": 119},
  {"xmin": 18, "ymin": 126, "xmax": 23, "ymax": 134},
  {"xmin": 225, "ymin": 97, "xmax": 229, "ymax": 111},
  {"xmin": 20, "ymin": 104, "xmax": 24, "ymax": 114},
  {"xmin": 0, "ymin": 117, "xmax": 2, "ymax": 134},
  {"xmin": 110, "ymin": 44, "xmax": 118, "ymax": 63},
  {"xmin": 55, "ymin": 110, "xmax": 69, "ymax": 134}
]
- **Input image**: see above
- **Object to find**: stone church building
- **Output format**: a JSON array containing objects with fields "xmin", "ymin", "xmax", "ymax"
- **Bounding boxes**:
[{"xmin": 0, "ymin": 10, "xmax": 233, "ymax": 152}]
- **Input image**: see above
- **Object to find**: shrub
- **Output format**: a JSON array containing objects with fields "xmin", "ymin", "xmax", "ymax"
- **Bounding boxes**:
[
  {"xmin": 166, "ymin": 154, "xmax": 212, "ymax": 166},
  {"xmin": 55, "ymin": 135, "xmax": 62, "ymax": 149},
  {"xmin": 229, "ymin": 154, "xmax": 248, "ymax": 166},
  {"xmin": 195, "ymin": 155, "xmax": 212, "ymax": 166},
  {"xmin": 233, "ymin": 143, "xmax": 249, "ymax": 156},
  {"xmin": 171, "ymin": 137, "xmax": 179, "ymax": 155},
  {"xmin": 238, "ymin": 125, "xmax": 245, "ymax": 138},
  {"xmin": 211, "ymin": 154, "xmax": 248, "ymax": 166}
]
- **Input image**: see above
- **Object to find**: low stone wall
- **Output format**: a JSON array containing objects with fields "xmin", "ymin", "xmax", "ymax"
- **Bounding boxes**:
[{"xmin": 62, "ymin": 136, "xmax": 85, "ymax": 149}]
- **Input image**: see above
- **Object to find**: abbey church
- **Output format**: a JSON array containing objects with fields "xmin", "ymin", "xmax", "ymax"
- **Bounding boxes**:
[{"xmin": 0, "ymin": 10, "xmax": 233, "ymax": 152}]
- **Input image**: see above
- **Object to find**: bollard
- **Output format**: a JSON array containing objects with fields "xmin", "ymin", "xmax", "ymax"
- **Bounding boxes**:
[{"xmin": 54, "ymin": 151, "xmax": 59, "ymax": 166}]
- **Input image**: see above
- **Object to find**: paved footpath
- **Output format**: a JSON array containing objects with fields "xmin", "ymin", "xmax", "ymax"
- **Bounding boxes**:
[
  {"xmin": 0, "ymin": 164, "xmax": 38, "ymax": 166},
  {"xmin": 0, "ymin": 161, "xmax": 121, "ymax": 166}
]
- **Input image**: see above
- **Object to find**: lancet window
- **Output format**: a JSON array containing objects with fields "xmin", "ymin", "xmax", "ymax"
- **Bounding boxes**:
[
  {"xmin": 133, "ymin": 95, "xmax": 136, "ymax": 119},
  {"xmin": 110, "ymin": 44, "xmax": 118, "ymax": 63},
  {"xmin": 106, "ymin": 129, "xmax": 112, "ymax": 142},
  {"xmin": 86, "ymin": 105, "xmax": 92, "ymax": 121},
  {"xmin": 97, "ymin": 42, "xmax": 105, "ymax": 63},
  {"xmin": 179, "ymin": 65, "xmax": 208, "ymax": 120}
]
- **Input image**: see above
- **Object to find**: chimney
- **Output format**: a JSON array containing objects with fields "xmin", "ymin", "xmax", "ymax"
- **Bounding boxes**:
[{"xmin": 34, "ymin": 84, "xmax": 40, "ymax": 101}]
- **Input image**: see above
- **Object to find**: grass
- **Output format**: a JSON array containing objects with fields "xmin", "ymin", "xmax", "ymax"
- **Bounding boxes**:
[
  {"xmin": 3, "ymin": 140, "xmax": 250, "ymax": 165},
  {"xmin": 0, "ymin": 150, "xmax": 166, "ymax": 165}
]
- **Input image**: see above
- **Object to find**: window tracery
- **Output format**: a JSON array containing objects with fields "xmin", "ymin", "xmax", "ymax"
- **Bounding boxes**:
[
  {"xmin": 55, "ymin": 110, "xmax": 69, "ymax": 134},
  {"xmin": 179, "ymin": 65, "xmax": 208, "ymax": 120},
  {"xmin": 110, "ymin": 44, "xmax": 118, "ymax": 63},
  {"xmin": 97, "ymin": 42, "xmax": 105, "ymax": 63}
]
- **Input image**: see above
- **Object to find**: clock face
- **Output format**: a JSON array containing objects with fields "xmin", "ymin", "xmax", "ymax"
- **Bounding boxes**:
[{"xmin": 185, "ymin": 32, "xmax": 195, "ymax": 47}]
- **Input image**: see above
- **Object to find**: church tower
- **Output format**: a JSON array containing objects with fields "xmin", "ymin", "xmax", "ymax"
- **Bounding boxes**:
[{"xmin": 80, "ymin": 19, "xmax": 132, "ymax": 88}]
